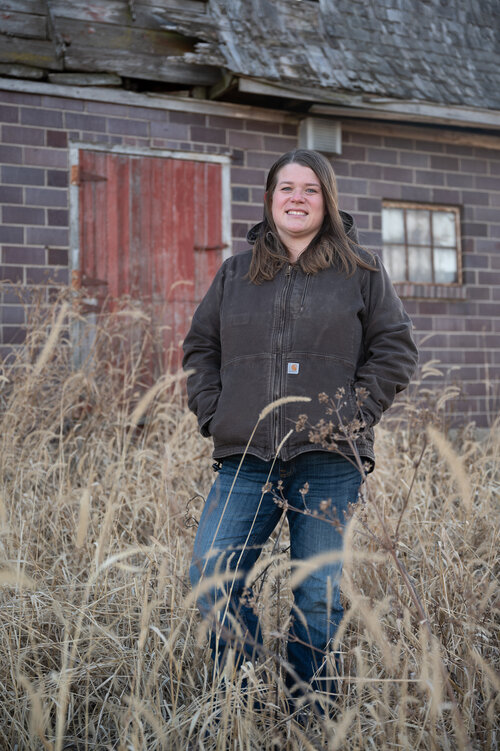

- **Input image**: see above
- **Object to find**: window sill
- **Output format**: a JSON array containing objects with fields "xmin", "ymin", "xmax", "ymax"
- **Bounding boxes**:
[{"xmin": 393, "ymin": 282, "xmax": 467, "ymax": 300}]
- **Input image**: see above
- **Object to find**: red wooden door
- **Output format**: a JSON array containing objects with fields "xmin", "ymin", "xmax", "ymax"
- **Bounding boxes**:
[{"xmin": 77, "ymin": 150, "xmax": 224, "ymax": 374}]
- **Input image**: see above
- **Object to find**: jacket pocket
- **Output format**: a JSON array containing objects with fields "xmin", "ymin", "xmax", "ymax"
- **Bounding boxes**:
[
  {"xmin": 209, "ymin": 354, "xmax": 274, "ymax": 449},
  {"xmin": 283, "ymin": 353, "xmax": 358, "ymax": 439}
]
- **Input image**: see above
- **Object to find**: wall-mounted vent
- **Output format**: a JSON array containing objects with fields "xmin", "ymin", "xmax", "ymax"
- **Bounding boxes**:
[{"xmin": 298, "ymin": 117, "xmax": 342, "ymax": 155}]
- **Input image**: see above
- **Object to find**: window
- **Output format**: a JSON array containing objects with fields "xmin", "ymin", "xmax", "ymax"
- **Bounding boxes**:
[{"xmin": 382, "ymin": 202, "xmax": 461, "ymax": 285}]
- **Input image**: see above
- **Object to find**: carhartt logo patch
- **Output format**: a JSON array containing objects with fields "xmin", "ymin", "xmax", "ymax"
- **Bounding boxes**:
[{"xmin": 287, "ymin": 362, "xmax": 300, "ymax": 374}]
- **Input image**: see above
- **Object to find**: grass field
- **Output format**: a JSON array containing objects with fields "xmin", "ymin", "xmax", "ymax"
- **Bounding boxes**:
[{"xmin": 0, "ymin": 297, "xmax": 498, "ymax": 750}]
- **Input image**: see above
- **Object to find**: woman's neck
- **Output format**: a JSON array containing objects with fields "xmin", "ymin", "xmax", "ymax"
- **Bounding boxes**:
[{"xmin": 286, "ymin": 241, "xmax": 309, "ymax": 263}]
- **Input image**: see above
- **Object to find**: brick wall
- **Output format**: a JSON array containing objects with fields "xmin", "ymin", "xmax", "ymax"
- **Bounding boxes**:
[
  {"xmin": 334, "ymin": 128, "xmax": 500, "ymax": 427},
  {"xmin": 0, "ymin": 87, "xmax": 499, "ymax": 427}
]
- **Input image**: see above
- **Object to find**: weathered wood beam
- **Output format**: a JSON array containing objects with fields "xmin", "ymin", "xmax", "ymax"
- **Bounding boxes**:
[
  {"xmin": 311, "ymin": 101, "xmax": 500, "ymax": 132},
  {"xmin": 48, "ymin": 72, "xmax": 122, "ymax": 86},
  {"xmin": 138, "ymin": 0, "xmax": 207, "ymax": 10},
  {"xmin": 64, "ymin": 47, "xmax": 220, "ymax": 85},
  {"xmin": 46, "ymin": 0, "xmax": 208, "ymax": 30},
  {"xmin": 238, "ymin": 78, "xmax": 500, "ymax": 131},
  {"xmin": 47, "ymin": 1, "xmax": 130, "ymax": 26},
  {"xmin": 0, "ymin": 62, "xmax": 45, "ymax": 78},
  {"xmin": 341, "ymin": 119, "xmax": 500, "ymax": 151},
  {"xmin": 0, "ymin": 1, "xmax": 44, "ymax": 13},
  {"xmin": 52, "ymin": 17, "xmax": 196, "ymax": 56},
  {"xmin": 0, "ymin": 77, "xmax": 299, "ymax": 124},
  {"xmin": 0, "ymin": 10, "xmax": 47, "ymax": 39},
  {"xmin": 0, "ymin": 36, "xmax": 62, "ymax": 70},
  {"xmin": 47, "ymin": 0, "xmax": 208, "ymax": 25}
]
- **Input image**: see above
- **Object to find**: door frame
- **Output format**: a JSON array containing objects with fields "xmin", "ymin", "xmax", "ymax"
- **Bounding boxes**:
[{"xmin": 69, "ymin": 141, "xmax": 232, "ymax": 293}]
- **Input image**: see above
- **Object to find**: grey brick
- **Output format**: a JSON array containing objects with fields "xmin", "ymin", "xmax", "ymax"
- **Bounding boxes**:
[
  {"xmin": 415, "ymin": 170, "xmax": 445, "ymax": 186},
  {"xmin": 170, "ymin": 111, "xmax": 205, "ymax": 126},
  {"xmin": 64, "ymin": 112, "xmax": 107, "ymax": 131},
  {"xmin": 0, "ymin": 145, "xmax": 23, "ymax": 164},
  {"xmin": 399, "ymin": 152, "xmax": 430, "ymax": 168},
  {"xmin": 3, "ymin": 246, "xmax": 45, "ymax": 264},
  {"xmin": 0, "ymin": 306, "xmax": 25, "ymax": 325},
  {"xmin": 47, "ymin": 170, "xmax": 68, "ymax": 188},
  {"xmin": 25, "ymin": 188, "xmax": 67, "ymax": 207},
  {"xmin": 263, "ymin": 135, "xmax": 297, "ymax": 152},
  {"xmin": 0, "ymin": 265, "xmax": 23, "ymax": 282},
  {"xmin": 41, "ymin": 95, "xmax": 84, "ymax": 111},
  {"xmin": 336, "ymin": 177, "xmax": 368, "ymax": 195},
  {"xmin": 191, "ymin": 126, "xmax": 227, "ymax": 145},
  {"xmin": 0, "ymin": 105, "xmax": 19, "ymax": 123},
  {"xmin": 228, "ymin": 131, "xmax": 264, "ymax": 150},
  {"xmin": 232, "ymin": 186, "xmax": 249, "ymax": 201},
  {"xmin": 352, "ymin": 163, "xmax": 383, "ymax": 179},
  {"xmin": 21, "ymin": 108, "xmax": 63, "ymax": 128},
  {"xmin": 462, "ymin": 190, "xmax": 489, "ymax": 205},
  {"xmin": 26, "ymin": 227, "xmax": 68, "ymax": 246},
  {"xmin": 3, "ymin": 326, "xmax": 26, "ymax": 344},
  {"xmin": 366, "ymin": 147, "xmax": 398, "ymax": 164},
  {"xmin": 0, "ymin": 186, "xmax": 22, "ymax": 203},
  {"xmin": 46, "ymin": 130, "xmax": 68, "ymax": 148},
  {"xmin": 208, "ymin": 115, "xmax": 244, "ymax": 130},
  {"xmin": 107, "ymin": 118, "xmax": 149, "ymax": 137},
  {"xmin": 2, "ymin": 206, "xmax": 45, "ymax": 225},
  {"xmin": 2, "ymin": 125, "xmax": 44, "ymax": 146},
  {"xmin": 48, "ymin": 248, "xmax": 68, "ymax": 265},
  {"xmin": 2, "ymin": 165, "xmax": 44, "ymax": 185},
  {"xmin": 24, "ymin": 147, "xmax": 68, "ymax": 168},
  {"xmin": 25, "ymin": 267, "xmax": 69, "ymax": 284},
  {"xmin": 382, "ymin": 166, "xmax": 414, "ymax": 182},
  {"xmin": 48, "ymin": 209, "xmax": 68, "ymax": 227},
  {"xmin": 150, "ymin": 121, "xmax": 188, "ymax": 140},
  {"xmin": 430, "ymin": 155, "xmax": 460, "ymax": 171},
  {"xmin": 0, "ymin": 226, "xmax": 23, "ymax": 243}
]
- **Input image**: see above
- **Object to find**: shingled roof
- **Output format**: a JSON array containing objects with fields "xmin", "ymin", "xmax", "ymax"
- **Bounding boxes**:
[
  {"xmin": 1, "ymin": 0, "xmax": 499, "ymax": 114},
  {"xmin": 186, "ymin": 0, "xmax": 500, "ymax": 110}
]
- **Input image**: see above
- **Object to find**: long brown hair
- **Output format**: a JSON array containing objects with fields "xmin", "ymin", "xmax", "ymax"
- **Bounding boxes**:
[{"xmin": 248, "ymin": 149, "xmax": 376, "ymax": 284}]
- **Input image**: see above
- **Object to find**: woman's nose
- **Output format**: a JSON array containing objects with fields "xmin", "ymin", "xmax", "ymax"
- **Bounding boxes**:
[{"xmin": 291, "ymin": 189, "xmax": 305, "ymax": 201}]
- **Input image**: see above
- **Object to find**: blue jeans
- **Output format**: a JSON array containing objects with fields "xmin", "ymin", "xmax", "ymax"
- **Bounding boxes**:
[{"xmin": 189, "ymin": 452, "xmax": 362, "ymax": 699}]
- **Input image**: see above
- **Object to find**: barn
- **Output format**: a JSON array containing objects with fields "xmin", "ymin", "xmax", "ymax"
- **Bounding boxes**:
[{"xmin": 0, "ymin": 0, "xmax": 499, "ymax": 426}]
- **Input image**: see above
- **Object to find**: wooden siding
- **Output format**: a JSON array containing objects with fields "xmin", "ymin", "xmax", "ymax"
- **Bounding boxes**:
[
  {"xmin": 0, "ymin": 0, "xmax": 219, "ymax": 86},
  {"xmin": 78, "ymin": 149, "xmax": 223, "ymax": 371}
]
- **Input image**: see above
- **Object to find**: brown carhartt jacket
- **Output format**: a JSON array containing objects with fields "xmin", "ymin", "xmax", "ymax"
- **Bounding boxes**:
[{"xmin": 182, "ymin": 213, "xmax": 418, "ymax": 466}]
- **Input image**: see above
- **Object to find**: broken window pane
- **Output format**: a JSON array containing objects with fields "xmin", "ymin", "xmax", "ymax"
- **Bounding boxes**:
[
  {"xmin": 408, "ymin": 246, "xmax": 432, "ymax": 282},
  {"xmin": 432, "ymin": 211, "xmax": 456, "ymax": 247},
  {"xmin": 434, "ymin": 248, "xmax": 458, "ymax": 283},
  {"xmin": 382, "ymin": 208, "xmax": 405, "ymax": 243},
  {"xmin": 383, "ymin": 244, "xmax": 406, "ymax": 280},
  {"xmin": 406, "ymin": 209, "xmax": 430, "ymax": 245}
]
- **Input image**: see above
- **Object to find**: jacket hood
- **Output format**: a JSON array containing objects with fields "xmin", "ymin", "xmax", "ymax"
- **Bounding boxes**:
[{"xmin": 246, "ymin": 209, "xmax": 359, "ymax": 245}]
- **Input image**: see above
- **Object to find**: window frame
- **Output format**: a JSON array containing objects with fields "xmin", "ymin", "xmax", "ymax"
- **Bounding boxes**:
[{"xmin": 382, "ymin": 200, "xmax": 463, "ymax": 288}]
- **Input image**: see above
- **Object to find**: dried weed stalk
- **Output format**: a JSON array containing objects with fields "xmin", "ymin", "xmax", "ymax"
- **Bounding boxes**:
[{"xmin": 0, "ymin": 292, "xmax": 497, "ymax": 750}]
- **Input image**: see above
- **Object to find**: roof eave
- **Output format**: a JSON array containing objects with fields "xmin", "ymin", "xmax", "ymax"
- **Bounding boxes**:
[{"xmin": 238, "ymin": 77, "xmax": 500, "ymax": 131}]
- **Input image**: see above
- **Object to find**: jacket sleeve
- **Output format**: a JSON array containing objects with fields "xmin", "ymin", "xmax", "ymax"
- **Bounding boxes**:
[
  {"xmin": 356, "ymin": 255, "xmax": 418, "ymax": 427},
  {"xmin": 182, "ymin": 262, "xmax": 225, "ymax": 437}
]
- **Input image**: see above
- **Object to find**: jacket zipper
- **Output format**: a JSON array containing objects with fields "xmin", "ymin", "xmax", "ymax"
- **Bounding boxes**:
[
  {"xmin": 299, "ymin": 273, "xmax": 310, "ymax": 313},
  {"xmin": 273, "ymin": 264, "xmax": 296, "ymax": 454}
]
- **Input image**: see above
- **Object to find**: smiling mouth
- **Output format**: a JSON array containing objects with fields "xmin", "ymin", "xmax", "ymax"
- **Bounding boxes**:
[{"xmin": 286, "ymin": 210, "xmax": 307, "ymax": 216}]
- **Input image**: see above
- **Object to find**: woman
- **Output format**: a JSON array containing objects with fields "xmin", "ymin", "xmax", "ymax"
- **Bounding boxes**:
[{"xmin": 183, "ymin": 149, "xmax": 417, "ymax": 712}]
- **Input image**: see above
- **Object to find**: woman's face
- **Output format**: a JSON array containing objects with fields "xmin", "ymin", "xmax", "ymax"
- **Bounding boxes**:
[{"xmin": 271, "ymin": 162, "xmax": 325, "ymax": 251}]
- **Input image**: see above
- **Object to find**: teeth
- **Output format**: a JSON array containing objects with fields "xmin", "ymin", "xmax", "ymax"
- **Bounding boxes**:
[{"xmin": 287, "ymin": 210, "xmax": 307, "ymax": 215}]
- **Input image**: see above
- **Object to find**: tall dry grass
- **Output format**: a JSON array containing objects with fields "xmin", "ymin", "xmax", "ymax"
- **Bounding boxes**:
[{"xmin": 0, "ymin": 292, "xmax": 498, "ymax": 750}]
